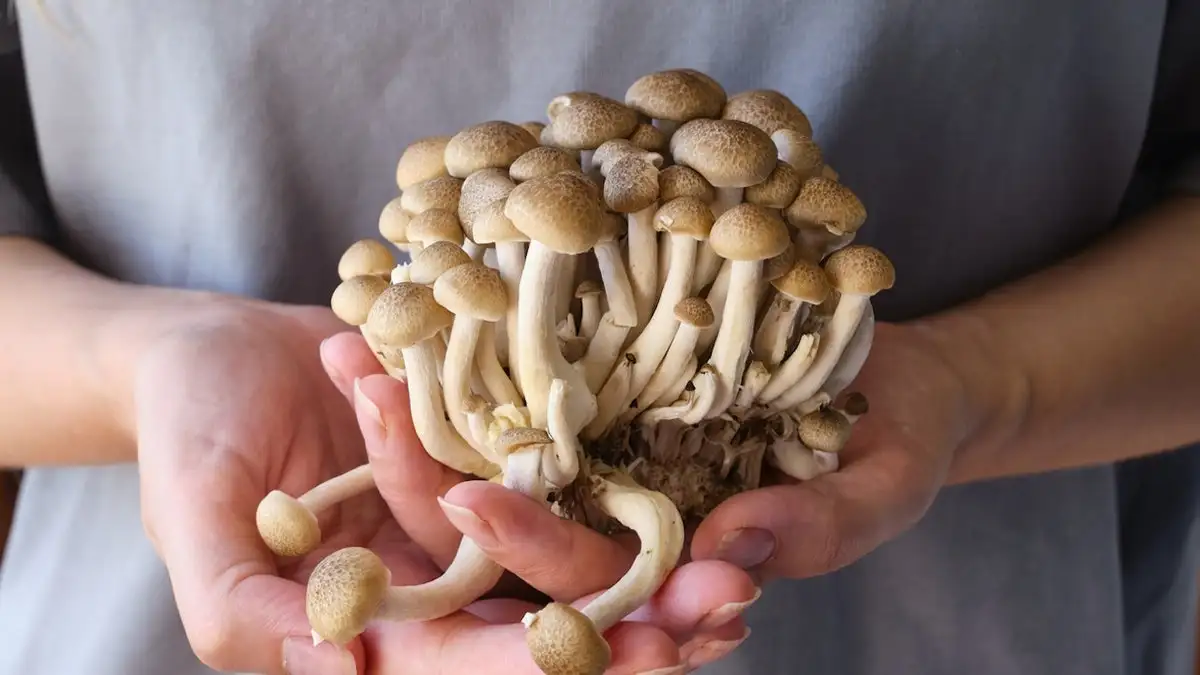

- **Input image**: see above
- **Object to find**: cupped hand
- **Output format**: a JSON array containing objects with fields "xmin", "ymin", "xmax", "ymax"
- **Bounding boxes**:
[{"xmin": 691, "ymin": 320, "xmax": 980, "ymax": 581}]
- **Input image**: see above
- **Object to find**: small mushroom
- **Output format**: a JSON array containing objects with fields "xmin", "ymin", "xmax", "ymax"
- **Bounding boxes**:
[
  {"xmin": 400, "ymin": 175, "xmax": 464, "ymax": 216},
  {"xmin": 395, "ymin": 135, "xmax": 452, "ymax": 190},
  {"xmin": 590, "ymin": 209, "xmax": 638, "ymax": 329},
  {"xmin": 256, "ymin": 464, "xmax": 375, "ymax": 557},
  {"xmin": 625, "ymin": 296, "xmax": 714, "ymax": 420},
  {"xmin": 458, "ymin": 167, "xmax": 517, "ymax": 251},
  {"xmin": 603, "ymin": 154, "xmax": 661, "ymax": 331},
  {"xmin": 722, "ymin": 89, "xmax": 813, "ymax": 138},
  {"xmin": 797, "ymin": 406, "xmax": 853, "ymax": 454},
  {"xmin": 752, "ymin": 257, "xmax": 831, "ymax": 369},
  {"xmin": 330, "ymin": 274, "xmax": 405, "ymax": 379},
  {"xmin": 509, "ymin": 146, "xmax": 581, "ymax": 182},
  {"xmin": 473, "ymin": 198, "xmax": 529, "ymax": 384},
  {"xmin": 624, "ymin": 68, "xmax": 727, "ymax": 138},
  {"xmin": 770, "ymin": 129, "xmax": 825, "ymax": 179},
  {"xmin": 542, "ymin": 92, "xmax": 640, "ymax": 173},
  {"xmin": 627, "ymin": 123, "xmax": 668, "ymax": 154},
  {"xmin": 744, "ymin": 161, "xmax": 804, "ymax": 212},
  {"xmin": 406, "ymin": 208, "xmax": 465, "ymax": 249},
  {"xmin": 575, "ymin": 280, "xmax": 604, "ymax": 340},
  {"xmin": 523, "ymin": 603, "xmax": 611, "ymax": 675},
  {"xmin": 406, "ymin": 240, "xmax": 472, "ymax": 286},
  {"xmin": 784, "ymin": 177, "xmax": 867, "ymax": 257},
  {"xmin": 337, "ymin": 239, "xmax": 395, "ymax": 281},
  {"xmin": 443, "ymin": 121, "xmax": 539, "ymax": 178},
  {"xmin": 377, "ymin": 196, "xmax": 412, "ymax": 250}
]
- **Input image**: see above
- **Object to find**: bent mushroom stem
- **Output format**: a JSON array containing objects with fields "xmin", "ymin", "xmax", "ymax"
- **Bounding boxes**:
[
  {"xmin": 768, "ymin": 293, "xmax": 868, "ymax": 411},
  {"xmin": 626, "ymin": 204, "xmax": 659, "ymax": 331},
  {"xmin": 733, "ymin": 360, "xmax": 771, "ymax": 410},
  {"xmin": 752, "ymin": 294, "xmax": 801, "ymax": 367},
  {"xmin": 592, "ymin": 238, "xmax": 639, "ymax": 328},
  {"xmin": 256, "ymin": 464, "xmax": 375, "ymax": 557},
  {"xmin": 757, "ymin": 332, "xmax": 820, "ymax": 404},
  {"xmin": 544, "ymin": 378, "xmax": 583, "ymax": 488},
  {"xmin": 475, "ymin": 323, "xmax": 522, "ymax": 405},
  {"xmin": 575, "ymin": 312, "xmax": 633, "ymax": 392}
]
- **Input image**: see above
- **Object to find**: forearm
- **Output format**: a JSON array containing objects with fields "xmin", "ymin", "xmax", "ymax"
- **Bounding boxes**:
[
  {"xmin": 921, "ymin": 196, "xmax": 1200, "ymax": 484},
  {"xmin": 0, "ymin": 237, "xmax": 222, "ymax": 466}
]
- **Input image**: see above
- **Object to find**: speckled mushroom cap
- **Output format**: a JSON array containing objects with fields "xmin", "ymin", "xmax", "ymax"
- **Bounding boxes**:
[
  {"xmin": 674, "ymin": 296, "xmax": 715, "ymax": 328},
  {"xmin": 503, "ymin": 171, "xmax": 605, "ymax": 254},
  {"xmin": 592, "ymin": 139, "xmax": 663, "ymax": 176},
  {"xmin": 459, "ymin": 168, "xmax": 516, "ymax": 239},
  {"xmin": 377, "ymin": 196, "xmax": 411, "ymax": 244},
  {"xmin": 798, "ymin": 407, "xmax": 852, "ymax": 453},
  {"xmin": 822, "ymin": 244, "xmax": 895, "ymax": 296},
  {"xmin": 762, "ymin": 242, "xmax": 797, "ymax": 282},
  {"xmin": 406, "ymin": 240, "xmax": 471, "ymax": 285},
  {"xmin": 395, "ymin": 135, "xmax": 452, "ymax": 190},
  {"xmin": 255, "ymin": 491, "xmax": 320, "ymax": 558},
  {"xmin": 771, "ymin": 129, "xmax": 825, "ymax": 177},
  {"xmin": 331, "ymin": 274, "xmax": 390, "ymax": 326},
  {"xmin": 432, "ymin": 261, "xmax": 507, "ymax": 323},
  {"xmin": 544, "ymin": 93, "xmax": 640, "ymax": 151},
  {"xmin": 575, "ymin": 279, "xmax": 604, "ymax": 299},
  {"xmin": 443, "ymin": 121, "xmax": 539, "ymax": 178},
  {"xmin": 472, "ymin": 199, "xmax": 530, "ymax": 245},
  {"xmin": 604, "ymin": 155, "xmax": 660, "ymax": 214},
  {"xmin": 399, "ymin": 175, "xmax": 464, "ymax": 215},
  {"xmin": 518, "ymin": 120, "xmax": 546, "ymax": 140},
  {"xmin": 677, "ymin": 68, "xmax": 727, "ymax": 101},
  {"xmin": 707, "ymin": 203, "xmax": 791, "ymax": 262},
  {"xmin": 624, "ymin": 69, "xmax": 727, "ymax": 122},
  {"xmin": 406, "ymin": 208, "xmax": 464, "ymax": 247},
  {"xmin": 669, "ymin": 119, "xmax": 777, "ymax": 189},
  {"xmin": 509, "ymin": 146, "xmax": 580, "ymax": 182},
  {"xmin": 628, "ymin": 123, "xmax": 668, "ymax": 153},
  {"xmin": 658, "ymin": 165, "xmax": 716, "ymax": 203},
  {"xmin": 595, "ymin": 209, "xmax": 626, "ymax": 243},
  {"xmin": 338, "ymin": 239, "xmax": 395, "ymax": 280},
  {"xmin": 546, "ymin": 91, "xmax": 607, "ymax": 121},
  {"xmin": 653, "ymin": 196, "xmax": 715, "ymax": 240},
  {"xmin": 366, "ymin": 281, "xmax": 454, "ymax": 349},
  {"xmin": 771, "ymin": 258, "xmax": 831, "ymax": 304},
  {"xmin": 524, "ymin": 603, "xmax": 612, "ymax": 675},
  {"xmin": 306, "ymin": 547, "xmax": 392, "ymax": 647},
  {"xmin": 494, "ymin": 427, "xmax": 553, "ymax": 457},
  {"xmin": 745, "ymin": 161, "xmax": 803, "ymax": 209},
  {"xmin": 785, "ymin": 177, "xmax": 868, "ymax": 235},
  {"xmin": 722, "ymin": 89, "xmax": 813, "ymax": 137}
]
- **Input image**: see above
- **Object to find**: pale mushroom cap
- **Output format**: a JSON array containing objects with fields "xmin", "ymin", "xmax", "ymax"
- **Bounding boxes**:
[
  {"xmin": 504, "ymin": 171, "xmax": 605, "ymax": 254},
  {"xmin": 306, "ymin": 547, "xmax": 392, "ymax": 647},
  {"xmin": 771, "ymin": 258, "xmax": 831, "ymax": 304},
  {"xmin": 674, "ymin": 296, "xmax": 715, "ymax": 328},
  {"xmin": 338, "ymin": 239, "xmax": 396, "ymax": 280},
  {"xmin": 763, "ymin": 242, "xmax": 797, "ymax": 282},
  {"xmin": 406, "ymin": 208, "xmax": 465, "ymax": 246},
  {"xmin": 331, "ymin": 275, "xmax": 390, "ymax": 326},
  {"xmin": 745, "ymin": 161, "xmax": 803, "ymax": 209},
  {"xmin": 367, "ymin": 281, "xmax": 454, "ymax": 348},
  {"xmin": 509, "ymin": 146, "xmax": 581, "ymax": 182},
  {"xmin": 494, "ymin": 427, "xmax": 553, "ymax": 456},
  {"xmin": 722, "ymin": 89, "xmax": 813, "ymax": 137},
  {"xmin": 653, "ymin": 196, "xmax": 715, "ymax": 240},
  {"xmin": 771, "ymin": 129, "xmax": 825, "ymax": 176},
  {"xmin": 669, "ymin": 119, "xmax": 777, "ymax": 188},
  {"xmin": 519, "ymin": 121, "xmax": 546, "ymax": 139},
  {"xmin": 823, "ymin": 244, "xmax": 896, "ymax": 296},
  {"xmin": 596, "ymin": 210, "xmax": 626, "ymax": 243},
  {"xmin": 399, "ymin": 175, "xmax": 464, "ymax": 215},
  {"xmin": 707, "ymin": 203, "xmax": 791, "ymax": 261},
  {"xmin": 546, "ymin": 91, "xmax": 607, "ymax": 121},
  {"xmin": 628, "ymin": 123, "xmax": 668, "ymax": 153},
  {"xmin": 798, "ymin": 407, "xmax": 852, "ymax": 453},
  {"xmin": 407, "ymin": 240, "xmax": 472, "ymax": 285},
  {"xmin": 658, "ymin": 164, "xmax": 716, "ymax": 203},
  {"xmin": 677, "ymin": 68, "xmax": 728, "ymax": 101},
  {"xmin": 784, "ymin": 177, "xmax": 868, "ymax": 235},
  {"xmin": 378, "ymin": 196, "xmax": 411, "ymax": 244},
  {"xmin": 524, "ymin": 603, "xmax": 612, "ymax": 675},
  {"xmin": 395, "ymin": 135, "xmax": 452, "ymax": 190},
  {"xmin": 256, "ymin": 490, "xmax": 320, "ymax": 557},
  {"xmin": 575, "ymin": 279, "xmax": 604, "ymax": 298},
  {"xmin": 592, "ymin": 139, "xmax": 663, "ymax": 176},
  {"xmin": 472, "ymin": 199, "xmax": 530, "ymax": 244},
  {"xmin": 624, "ymin": 69, "xmax": 726, "ymax": 121},
  {"xmin": 544, "ymin": 94, "xmax": 640, "ymax": 150},
  {"xmin": 459, "ymin": 168, "xmax": 516, "ymax": 238},
  {"xmin": 604, "ymin": 155, "xmax": 660, "ymax": 213},
  {"xmin": 432, "ymin": 261, "xmax": 507, "ymax": 322},
  {"xmin": 444, "ymin": 121, "xmax": 539, "ymax": 178}
]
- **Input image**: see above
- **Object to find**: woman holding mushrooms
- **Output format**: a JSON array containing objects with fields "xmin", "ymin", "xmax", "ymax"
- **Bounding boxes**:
[{"xmin": 1, "ymin": 2, "xmax": 1198, "ymax": 674}]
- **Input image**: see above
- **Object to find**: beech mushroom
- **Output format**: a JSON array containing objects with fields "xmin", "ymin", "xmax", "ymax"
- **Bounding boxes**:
[
  {"xmin": 406, "ymin": 208, "xmax": 465, "ymax": 249},
  {"xmin": 722, "ymin": 89, "xmax": 813, "ymax": 138},
  {"xmin": 256, "ymin": 465, "xmax": 374, "ymax": 557},
  {"xmin": 473, "ymin": 198, "xmax": 529, "ymax": 384},
  {"xmin": 575, "ymin": 280, "xmax": 603, "ymax": 340},
  {"xmin": 337, "ymin": 239, "xmax": 395, "ymax": 281},
  {"xmin": 589, "ymin": 208, "xmax": 638, "ymax": 329},
  {"xmin": 752, "ymin": 257, "xmax": 831, "ymax": 368},
  {"xmin": 770, "ymin": 129, "xmax": 825, "ymax": 179},
  {"xmin": 510, "ymin": 146, "xmax": 581, "ymax": 182},
  {"xmin": 744, "ymin": 161, "xmax": 804, "ymax": 212},
  {"xmin": 458, "ymin": 167, "xmax": 517, "ymax": 260},
  {"xmin": 590, "ymin": 139, "xmax": 663, "ymax": 177},
  {"xmin": 444, "ymin": 121, "xmax": 539, "ymax": 178},
  {"xmin": 797, "ymin": 406, "xmax": 853, "ymax": 454},
  {"xmin": 400, "ymin": 175, "xmax": 464, "ymax": 216},
  {"xmin": 626, "ymin": 296, "xmax": 713, "ymax": 419},
  {"xmin": 330, "ymin": 274, "xmax": 405, "ymax": 379},
  {"xmin": 784, "ymin": 177, "xmax": 867, "ymax": 257},
  {"xmin": 628, "ymin": 123, "xmax": 668, "ymax": 154},
  {"xmin": 543, "ymin": 92, "xmax": 639, "ymax": 174},
  {"xmin": 624, "ymin": 68, "xmax": 726, "ymax": 138},
  {"xmin": 395, "ymin": 135, "xmax": 452, "ymax": 190},
  {"xmin": 406, "ymin": 240, "xmax": 472, "ymax": 286},
  {"xmin": 377, "ymin": 196, "xmax": 411, "ymax": 250},
  {"xmin": 603, "ymin": 154, "xmax": 661, "ymax": 330}
]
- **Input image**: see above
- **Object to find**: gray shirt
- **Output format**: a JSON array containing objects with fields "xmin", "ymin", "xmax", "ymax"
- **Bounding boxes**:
[{"xmin": 2, "ymin": 1, "xmax": 1199, "ymax": 673}]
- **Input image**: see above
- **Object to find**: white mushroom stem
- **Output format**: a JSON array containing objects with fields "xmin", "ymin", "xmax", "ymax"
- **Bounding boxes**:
[
  {"xmin": 692, "ymin": 187, "xmax": 743, "ymax": 292},
  {"xmin": 475, "ymin": 323, "xmax": 522, "ymax": 405},
  {"xmin": 733, "ymin": 361, "xmax": 771, "ymax": 409},
  {"xmin": 503, "ymin": 443, "xmax": 552, "ymax": 503},
  {"xmin": 576, "ymin": 473, "xmax": 685, "ymax": 634},
  {"xmin": 579, "ymin": 294, "xmax": 602, "ymax": 340},
  {"xmin": 694, "ymin": 261, "xmax": 731, "ymax": 355},
  {"xmin": 361, "ymin": 327, "xmax": 406, "ymax": 380},
  {"xmin": 518, "ymin": 242, "xmax": 598, "ymax": 430},
  {"xmin": 651, "ymin": 355, "xmax": 697, "ymax": 408},
  {"xmin": 633, "ymin": 320, "xmax": 704, "ymax": 414},
  {"xmin": 463, "ymin": 240, "xmax": 486, "ymax": 262},
  {"xmin": 626, "ymin": 205, "xmax": 659, "ymax": 331},
  {"xmin": 298, "ymin": 464, "xmax": 375, "ymax": 510},
  {"xmin": 391, "ymin": 264, "xmax": 411, "ymax": 284},
  {"xmin": 443, "ymin": 315, "xmax": 492, "ymax": 456},
  {"xmin": 703, "ymin": 259, "xmax": 764, "ymax": 419},
  {"xmin": 583, "ymin": 355, "xmax": 635, "ymax": 440},
  {"xmin": 556, "ymin": 256, "xmax": 578, "ymax": 324},
  {"xmin": 769, "ymin": 294, "xmax": 870, "ymax": 411},
  {"xmin": 496, "ymin": 242, "xmax": 526, "ymax": 392},
  {"xmin": 372, "ymin": 537, "xmax": 506, "ymax": 624},
  {"xmin": 657, "ymin": 233, "xmax": 672, "ymax": 295},
  {"xmin": 818, "ymin": 303, "xmax": 875, "ymax": 398},
  {"xmin": 463, "ymin": 398, "xmax": 501, "ymax": 463},
  {"xmin": 576, "ymin": 313, "xmax": 633, "ymax": 392},
  {"xmin": 543, "ymin": 379, "xmax": 582, "ymax": 488},
  {"xmin": 637, "ymin": 365, "xmax": 719, "ymax": 426},
  {"xmin": 752, "ymin": 294, "xmax": 803, "ymax": 368},
  {"xmin": 757, "ymin": 333, "xmax": 820, "ymax": 404},
  {"xmin": 593, "ymin": 240, "xmax": 639, "ymax": 328}
]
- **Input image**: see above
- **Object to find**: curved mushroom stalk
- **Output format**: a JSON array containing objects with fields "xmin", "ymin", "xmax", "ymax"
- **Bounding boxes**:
[
  {"xmin": 475, "ymin": 323, "xmax": 522, "ymax": 405},
  {"xmin": 757, "ymin": 332, "xmax": 820, "ymax": 404},
  {"xmin": 256, "ymin": 464, "xmax": 374, "ymax": 557},
  {"xmin": 544, "ymin": 378, "xmax": 583, "ymax": 488},
  {"xmin": 637, "ymin": 365, "xmax": 719, "ymax": 426},
  {"xmin": 575, "ymin": 313, "xmax": 633, "ymax": 392},
  {"xmin": 733, "ymin": 361, "xmax": 771, "ymax": 410},
  {"xmin": 767, "ymin": 292, "xmax": 871, "ymax": 412},
  {"xmin": 818, "ymin": 302, "xmax": 875, "ymax": 398}
]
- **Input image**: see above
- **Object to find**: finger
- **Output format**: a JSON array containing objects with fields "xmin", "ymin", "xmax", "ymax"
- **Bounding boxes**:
[
  {"xmin": 679, "ymin": 619, "xmax": 751, "ymax": 672},
  {"xmin": 353, "ymin": 374, "xmax": 464, "ymax": 567},
  {"xmin": 320, "ymin": 331, "xmax": 384, "ymax": 401}
]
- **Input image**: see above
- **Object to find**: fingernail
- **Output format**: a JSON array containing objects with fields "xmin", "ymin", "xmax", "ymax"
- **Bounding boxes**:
[
  {"xmin": 635, "ymin": 666, "xmax": 686, "ymax": 675},
  {"xmin": 282, "ymin": 636, "xmax": 357, "ymax": 675},
  {"xmin": 685, "ymin": 628, "xmax": 751, "ymax": 670},
  {"xmin": 353, "ymin": 378, "xmax": 386, "ymax": 431},
  {"xmin": 715, "ymin": 528, "xmax": 776, "ymax": 569},
  {"xmin": 697, "ymin": 587, "xmax": 762, "ymax": 631},
  {"xmin": 437, "ymin": 497, "xmax": 498, "ymax": 547}
]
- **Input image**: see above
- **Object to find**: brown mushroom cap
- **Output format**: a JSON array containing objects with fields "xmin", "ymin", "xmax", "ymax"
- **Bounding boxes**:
[
  {"xmin": 677, "ymin": 68, "xmax": 728, "ymax": 101},
  {"xmin": 306, "ymin": 547, "xmax": 392, "ymax": 647},
  {"xmin": 842, "ymin": 391, "xmax": 869, "ymax": 417},
  {"xmin": 459, "ymin": 168, "xmax": 516, "ymax": 239},
  {"xmin": 367, "ymin": 282, "xmax": 454, "ymax": 348},
  {"xmin": 674, "ymin": 296, "xmax": 715, "ymax": 328},
  {"xmin": 624, "ymin": 69, "xmax": 726, "ymax": 122},
  {"xmin": 545, "ymin": 91, "xmax": 607, "ymax": 121},
  {"xmin": 524, "ymin": 603, "xmax": 612, "ymax": 675},
  {"xmin": 331, "ymin": 274, "xmax": 390, "ymax": 326},
  {"xmin": 653, "ymin": 196, "xmax": 715, "ymax": 240},
  {"xmin": 494, "ymin": 427, "xmax": 554, "ymax": 457},
  {"xmin": 722, "ymin": 89, "xmax": 813, "ymax": 137},
  {"xmin": 592, "ymin": 139, "xmax": 664, "ymax": 176},
  {"xmin": 472, "ymin": 199, "xmax": 530, "ymax": 244},
  {"xmin": 444, "ymin": 121, "xmax": 539, "ymax": 178},
  {"xmin": 433, "ymin": 261, "xmax": 507, "ymax": 322},
  {"xmin": 395, "ymin": 135, "xmax": 452, "ymax": 190},
  {"xmin": 575, "ymin": 279, "xmax": 604, "ymax": 299},
  {"xmin": 771, "ymin": 258, "xmax": 831, "ymax": 304},
  {"xmin": 378, "ymin": 196, "xmax": 411, "ymax": 244},
  {"xmin": 604, "ymin": 155, "xmax": 660, "ymax": 214},
  {"xmin": 822, "ymin": 244, "xmax": 895, "ymax": 296},
  {"xmin": 771, "ymin": 129, "xmax": 825, "ymax": 177},
  {"xmin": 669, "ymin": 119, "xmax": 777, "ymax": 189},
  {"xmin": 406, "ymin": 208, "xmax": 465, "ymax": 247},
  {"xmin": 544, "ymin": 93, "xmax": 640, "ymax": 151},
  {"xmin": 658, "ymin": 165, "xmax": 716, "ymax": 203},
  {"xmin": 707, "ymin": 203, "xmax": 791, "ymax": 261},
  {"xmin": 509, "ymin": 146, "xmax": 581, "ymax": 182},
  {"xmin": 763, "ymin": 242, "xmax": 797, "ymax": 282},
  {"xmin": 595, "ymin": 209, "xmax": 626, "ymax": 243},
  {"xmin": 628, "ymin": 123, "xmax": 669, "ymax": 153},
  {"xmin": 519, "ymin": 121, "xmax": 546, "ymax": 139},
  {"xmin": 745, "ymin": 161, "xmax": 803, "ymax": 209},
  {"xmin": 338, "ymin": 239, "xmax": 396, "ymax": 280},
  {"xmin": 406, "ymin": 240, "xmax": 472, "ymax": 285},
  {"xmin": 255, "ymin": 491, "xmax": 320, "ymax": 557},
  {"xmin": 503, "ymin": 171, "xmax": 605, "ymax": 254},
  {"xmin": 400, "ymin": 175, "xmax": 464, "ymax": 215},
  {"xmin": 785, "ymin": 177, "xmax": 867, "ymax": 235},
  {"xmin": 798, "ymin": 407, "xmax": 852, "ymax": 453}
]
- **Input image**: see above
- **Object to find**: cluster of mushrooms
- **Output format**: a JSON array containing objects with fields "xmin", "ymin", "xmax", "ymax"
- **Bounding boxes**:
[{"xmin": 255, "ymin": 68, "xmax": 894, "ymax": 675}]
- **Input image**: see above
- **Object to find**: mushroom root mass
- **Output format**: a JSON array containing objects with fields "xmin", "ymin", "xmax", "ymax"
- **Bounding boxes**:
[{"xmin": 258, "ymin": 68, "xmax": 895, "ymax": 675}]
